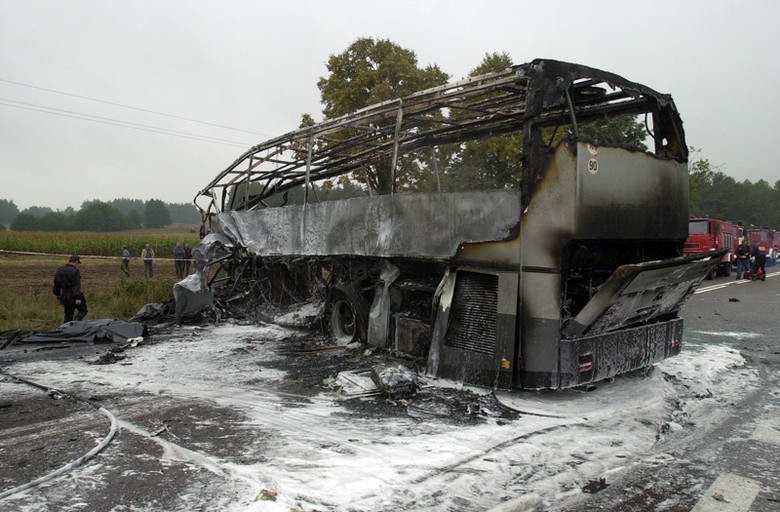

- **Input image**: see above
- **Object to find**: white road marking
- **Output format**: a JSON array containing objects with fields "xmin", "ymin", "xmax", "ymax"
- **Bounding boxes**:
[
  {"xmin": 690, "ymin": 473, "xmax": 761, "ymax": 512},
  {"xmin": 694, "ymin": 271, "xmax": 780, "ymax": 294},
  {"xmin": 750, "ymin": 411, "xmax": 780, "ymax": 446}
]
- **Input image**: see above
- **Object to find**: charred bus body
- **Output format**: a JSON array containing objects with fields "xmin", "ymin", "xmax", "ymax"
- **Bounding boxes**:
[{"xmin": 192, "ymin": 59, "xmax": 718, "ymax": 390}]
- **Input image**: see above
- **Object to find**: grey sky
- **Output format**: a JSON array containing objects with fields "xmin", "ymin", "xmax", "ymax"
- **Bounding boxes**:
[{"xmin": 1, "ymin": 0, "xmax": 778, "ymax": 212}]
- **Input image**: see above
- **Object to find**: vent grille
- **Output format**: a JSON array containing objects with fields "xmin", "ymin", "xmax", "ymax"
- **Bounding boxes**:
[{"xmin": 444, "ymin": 272, "xmax": 498, "ymax": 354}]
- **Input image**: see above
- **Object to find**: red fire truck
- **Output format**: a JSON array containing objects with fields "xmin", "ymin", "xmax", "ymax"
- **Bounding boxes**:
[
  {"xmin": 745, "ymin": 227, "xmax": 776, "ymax": 264},
  {"xmin": 685, "ymin": 217, "xmax": 739, "ymax": 278}
]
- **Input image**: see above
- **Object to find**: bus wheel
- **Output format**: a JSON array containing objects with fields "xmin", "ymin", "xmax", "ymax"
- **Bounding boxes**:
[{"xmin": 327, "ymin": 287, "xmax": 369, "ymax": 345}]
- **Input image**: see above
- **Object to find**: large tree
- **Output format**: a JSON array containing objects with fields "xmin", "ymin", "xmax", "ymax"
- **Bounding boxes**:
[
  {"xmin": 317, "ymin": 38, "xmax": 449, "ymax": 194},
  {"xmin": 73, "ymin": 201, "xmax": 127, "ymax": 231},
  {"xmin": 441, "ymin": 52, "xmax": 523, "ymax": 192},
  {"xmin": 143, "ymin": 199, "xmax": 171, "ymax": 228}
]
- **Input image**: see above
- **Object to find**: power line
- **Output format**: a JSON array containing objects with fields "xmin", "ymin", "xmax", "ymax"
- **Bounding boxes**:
[
  {"xmin": 0, "ymin": 97, "xmax": 253, "ymax": 148},
  {"xmin": 0, "ymin": 76, "xmax": 271, "ymax": 137}
]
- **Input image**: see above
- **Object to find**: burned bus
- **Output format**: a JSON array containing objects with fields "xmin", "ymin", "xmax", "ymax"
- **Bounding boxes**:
[{"xmin": 190, "ymin": 59, "xmax": 719, "ymax": 390}]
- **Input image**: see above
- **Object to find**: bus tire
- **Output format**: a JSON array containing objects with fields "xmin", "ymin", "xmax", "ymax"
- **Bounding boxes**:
[{"xmin": 326, "ymin": 286, "xmax": 369, "ymax": 345}]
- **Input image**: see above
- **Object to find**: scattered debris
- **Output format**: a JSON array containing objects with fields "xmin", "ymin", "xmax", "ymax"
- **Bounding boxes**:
[
  {"xmin": 582, "ymin": 477, "xmax": 609, "ymax": 494},
  {"xmin": 19, "ymin": 319, "xmax": 147, "ymax": 345},
  {"xmin": 329, "ymin": 369, "xmax": 380, "ymax": 399},
  {"xmin": 92, "ymin": 351, "xmax": 125, "ymax": 365},
  {"xmin": 370, "ymin": 364, "xmax": 418, "ymax": 399},
  {"xmin": 712, "ymin": 492, "xmax": 729, "ymax": 503},
  {"xmin": 151, "ymin": 425, "xmax": 169, "ymax": 437},
  {"xmin": 255, "ymin": 489, "xmax": 277, "ymax": 501},
  {"xmin": 150, "ymin": 424, "xmax": 179, "ymax": 440},
  {"xmin": 661, "ymin": 421, "xmax": 684, "ymax": 434}
]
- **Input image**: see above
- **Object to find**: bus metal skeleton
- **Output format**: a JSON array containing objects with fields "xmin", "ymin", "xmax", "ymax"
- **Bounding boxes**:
[{"xmin": 188, "ymin": 58, "xmax": 720, "ymax": 390}]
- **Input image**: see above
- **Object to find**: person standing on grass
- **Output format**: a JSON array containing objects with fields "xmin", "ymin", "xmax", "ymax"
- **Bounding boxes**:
[
  {"xmin": 52, "ymin": 254, "xmax": 88, "ymax": 324},
  {"xmin": 121, "ymin": 246, "xmax": 131, "ymax": 276},
  {"xmin": 142, "ymin": 243, "xmax": 155, "ymax": 278},
  {"xmin": 173, "ymin": 241, "xmax": 186, "ymax": 279}
]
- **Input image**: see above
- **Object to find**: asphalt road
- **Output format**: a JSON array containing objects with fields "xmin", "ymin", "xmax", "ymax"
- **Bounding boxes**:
[
  {"xmin": 0, "ymin": 270, "xmax": 778, "ymax": 511},
  {"xmin": 556, "ymin": 268, "xmax": 780, "ymax": 512}
]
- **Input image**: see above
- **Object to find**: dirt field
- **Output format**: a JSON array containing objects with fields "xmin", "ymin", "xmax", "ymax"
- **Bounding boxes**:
[{"xmin": 0, "ymin": 253, "xmax": 182, "ymax": 297}]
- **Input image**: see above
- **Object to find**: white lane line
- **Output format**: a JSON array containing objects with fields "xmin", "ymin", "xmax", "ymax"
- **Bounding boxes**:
[
  {"xmin": 750, "ymin": 412, "xmax": 780, "ymax": 446},
  {"xmin": 690, "ymin": 473, "xmax": 761, "ymax": 512},
  {"xmin": 695, "ymin": 271, "xmax": 780, "ymax": 294}
]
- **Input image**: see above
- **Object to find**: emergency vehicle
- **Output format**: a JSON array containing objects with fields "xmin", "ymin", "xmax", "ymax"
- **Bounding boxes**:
[
  {"xmin": 745, "ymin": 228, "xmax": 776, "ymax": 264},
  {"xmin": 684, "ymin": 217, "xmax": 738, "ymax": 278}
]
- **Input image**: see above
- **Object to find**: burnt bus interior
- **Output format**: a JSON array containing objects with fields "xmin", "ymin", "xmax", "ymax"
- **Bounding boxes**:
[{"xmin": 192, "ymin": 59, "xmax": 699, "ymax": 389}]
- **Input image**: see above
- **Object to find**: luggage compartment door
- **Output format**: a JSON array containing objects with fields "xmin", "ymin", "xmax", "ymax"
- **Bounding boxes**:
[{"xmin": 562, "ymin": 251, "xmax": 725, "ymax": 337}]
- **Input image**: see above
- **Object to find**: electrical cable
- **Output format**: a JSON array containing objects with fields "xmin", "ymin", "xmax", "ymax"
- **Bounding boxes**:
[
  {"xmin": 0, "ymin": 77, "xmax": 269, "ymax": 137},
  {"xmin": 0, "ymin": 370, "xmax": 119, "ymax": 501},
  {"xmin": 0, "ymin": 97, "xmax": 252, "ymax": 148}
]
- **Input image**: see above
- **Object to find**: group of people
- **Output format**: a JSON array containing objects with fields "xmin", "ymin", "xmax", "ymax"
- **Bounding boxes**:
[
  {"xmin": 734, "ymin": 240, "xmax": 769, "ymax": 280},
  {"xmin": 120, "ymin": 242, "xmax": 193, "ymax": 278},
  {"xmin": 52, "ymin": 242, "xmax": 195, "ymax": 324}
]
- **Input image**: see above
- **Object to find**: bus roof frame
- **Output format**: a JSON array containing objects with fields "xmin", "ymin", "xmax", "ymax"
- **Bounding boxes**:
[{"xmin": 194, "ymin": 58, "xmax": 687, "ymax": 218}]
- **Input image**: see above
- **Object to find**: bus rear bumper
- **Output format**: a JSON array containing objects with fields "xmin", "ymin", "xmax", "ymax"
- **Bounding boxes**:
[{"xmin": 522, "ymin": 318, "xmax": 683, "ymax": 390}]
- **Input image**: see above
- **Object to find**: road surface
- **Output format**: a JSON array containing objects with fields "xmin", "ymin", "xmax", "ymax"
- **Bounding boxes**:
[{"xmin": 0, "ymin": 271, "xmax": 778, "ymax": 511}]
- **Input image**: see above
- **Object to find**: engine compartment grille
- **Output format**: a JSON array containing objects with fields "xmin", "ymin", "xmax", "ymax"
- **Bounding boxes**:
[{"xmin": 444, "ymin": 271, "xmax": 498, "ymax": 355}]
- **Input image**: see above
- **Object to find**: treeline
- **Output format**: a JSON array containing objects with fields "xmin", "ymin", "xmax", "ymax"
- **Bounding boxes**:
[
  {"xmin": 0, "ymin": 198, "xmax": 200, "ymax": 232},
  {"xmin": 689, "ymin": 162, "xmax": 780, "ymax": 228}
]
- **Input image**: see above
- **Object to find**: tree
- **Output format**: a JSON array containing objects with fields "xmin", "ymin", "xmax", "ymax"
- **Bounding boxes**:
[
  {"xmin": 126, "ymin": 209, "xmax": 143, "ymax": 229},
  {"xmin": 168, "ymin": 202, "xmax": 200, "ymax": 224},
  {"xmin": 10, "ymin": 213, "xmax": 39, "ymax": 231},
  {"xmin": 688, "ymin": 156, "xmax": 713, "ymax": 213},
  {"xmin": 73, "ymin": 201, "xmax": 127, "ymax": 231},
  {"xmin": 579, "ymin": 115, "xmax": 648, "ymax": 149},
  {"xmin": 687, "ymin": 150, "xmax": 780, "ymax": 227},
  {"xmin": 105, "ymin": 198, "xmax": 146, "ymax": 215},
  {"xmin": 38, "ymin": 211, "xmax": 72, "ymax": 231},
  {"xmin": 21, "ymin": 206, "xmax": 54, "ymax": 218},
  {"xmin": 143, "ymin": 199, "xmax": 171, "ymax": 228},
  {"xmin": 0, "ymin": 199, "xmax": 19, "ymax": 225},
  {"xmin": 317, "ymin": 38, "xmax": 449, "ymax": 193},
  {"xmin": 441, "ymin": 52, "xmax": 523, "ymax": 192}
]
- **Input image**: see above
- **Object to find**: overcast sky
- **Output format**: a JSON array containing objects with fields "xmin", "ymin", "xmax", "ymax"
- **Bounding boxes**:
[{"xmin": 1, "ymin": 0, "xmax": 778, "ymax": 212}]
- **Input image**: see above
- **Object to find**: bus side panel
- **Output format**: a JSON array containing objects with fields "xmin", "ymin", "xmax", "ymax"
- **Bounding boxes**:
[{"xmin": 210, "ymin": 190, "xmax": 521, "ymax": 259}]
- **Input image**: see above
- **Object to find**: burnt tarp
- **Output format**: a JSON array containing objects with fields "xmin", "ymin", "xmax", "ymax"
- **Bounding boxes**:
[
  {"xmin": 20, "ymin": 319, "xmax": 146, "ymax": 344},
  {"xmin": 210, "ymin": 190, "xmax": 521, "ymax": 259}
]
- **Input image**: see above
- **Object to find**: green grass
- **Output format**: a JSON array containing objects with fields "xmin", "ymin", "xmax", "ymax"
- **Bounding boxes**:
[
  {"xmin": 0, "ymin": 277, "xmax": 177, "ymax": 332},
  {"xmin": 0, "ymin": 229, "xmax": 201, "ymax": 258},
  {"xmin": 0, "ymin": 229, "xmax": 200, "ymax": 333}
]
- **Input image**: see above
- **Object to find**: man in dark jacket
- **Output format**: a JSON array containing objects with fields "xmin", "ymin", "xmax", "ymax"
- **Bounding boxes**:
[
  {"xmin": 53, "ymin": 255, "xmax": 88, "ymax": 323},
  {"xmin": 735, "ymin": 241, "xmax": 751, "ymax": 279}
]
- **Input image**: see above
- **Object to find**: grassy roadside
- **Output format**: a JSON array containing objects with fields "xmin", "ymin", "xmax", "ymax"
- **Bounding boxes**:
[{"xmin": 0, "ymin": 228, "xmax": 206, "ymax": 332}]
